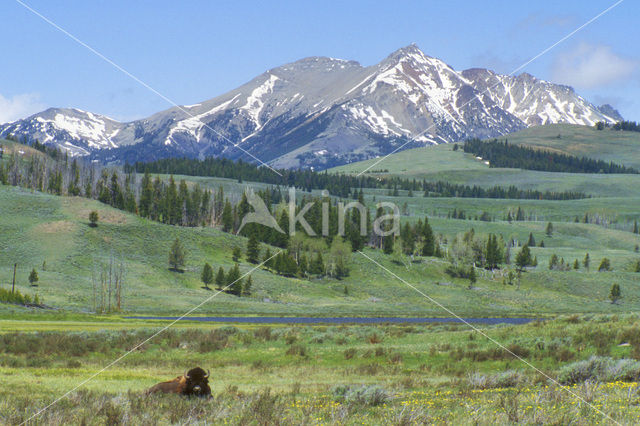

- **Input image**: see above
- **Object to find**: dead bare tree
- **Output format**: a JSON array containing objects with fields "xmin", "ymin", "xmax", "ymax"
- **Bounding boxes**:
[
  {"xmin": 91, "ymin": 262, "xmax": 97, "ymax": 313},
  {"xmin": 92, "ymin": 253, "xmax": 126, "ymax": 314},
  {"xmin": 114, "ymin": 259, "xmax": 125, "ymax": 311}
]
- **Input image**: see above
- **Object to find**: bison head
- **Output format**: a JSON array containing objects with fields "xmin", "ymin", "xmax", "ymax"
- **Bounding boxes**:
[{"xmin": 182, "ymin": 367, "xmax": 211, "ymax": 397}]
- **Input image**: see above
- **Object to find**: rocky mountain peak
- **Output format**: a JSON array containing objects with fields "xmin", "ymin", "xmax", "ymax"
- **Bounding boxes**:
[{"xmin": 0, "ymin": 45, "xmax": 622, "ymax": 169}]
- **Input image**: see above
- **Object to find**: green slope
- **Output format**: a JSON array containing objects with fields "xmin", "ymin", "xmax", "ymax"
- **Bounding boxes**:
[
  {"xmin": 329, "ymin": 125, "xmax": 640, "ymax": 198},
  {"xmin": 500, "ymin": 123, "xmax": 640, "ymax": 169},
  {"xmin": 2, "ymin": 185, "xmax": 640, "ymax": 317}
]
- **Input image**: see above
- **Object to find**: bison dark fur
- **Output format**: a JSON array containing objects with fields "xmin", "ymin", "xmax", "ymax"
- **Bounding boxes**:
[{"xmin": 147, "ymin": 367, "xmax": 211, "ymax": 397}]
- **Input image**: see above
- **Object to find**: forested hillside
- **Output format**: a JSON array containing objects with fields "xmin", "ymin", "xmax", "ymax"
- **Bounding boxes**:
[{"xmin": 463, "ymin": 138, "xmax": 638, "ymax": 174}]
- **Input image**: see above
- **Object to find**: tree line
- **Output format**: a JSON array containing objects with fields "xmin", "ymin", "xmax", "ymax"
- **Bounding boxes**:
[
  {"xmin": 464, "ymin": 138, "xmax": 637, "ymax": 174},
  {"xmin": 125, "ymin": 153, "xmax": 588, "ymax": 200},
  {"xmin": 595, "ymin": 120, "xmax": 640, "ymax": 132}
]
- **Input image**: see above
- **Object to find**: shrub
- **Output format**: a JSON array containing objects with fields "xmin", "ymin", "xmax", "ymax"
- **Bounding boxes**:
[
  {"xmin": 309, "ymin": 332, "xmax": 331, "ymax": 344},
  {"xmin": 284, "ymin": 334, "xmax": 298, "ymax": 345},
  {"xmin": 332, "ymin": 384, "xmax": 391, "ymax": 406},
  {"xmin": 558, "ymin": 356, "xmax": 640, "ymax": 384},
  {"xmin": 445, "ymin": 264, "xmax": 470, "ymax": 279},
  {"xmin": 343, "ymin": 348, "xmax": 357, "ymax": 360},
  {"xmin": 507, "ymin": 343, "xmax": 531, "ymax": 358},
  {"xmin": 238, "ymin": 388, "xmax": 286, "ymax": 425},
  {"xmin": 552, "ymin": 347, "xmax": 575, "ymax": 362},
  {"xmin": 356, "ymin": 363, "xmax": 381, "ymax": 376},
  {"xmin": 253, "ymin": 327, "xmax": 274, "ymax": 341},
  {"xmin": 598, "ymin": 258, "xmax": 612, "ymax": 272},
  {"xmin": 366, "ymin": 333, "xmax": 383, "ymax": 344},
  {"xmin": 467, "ymin": 370, "xmax": 526, "ymax": 389},
  {"xmin": 285, "ymin": 344, "xmax": 307, "ymax": 357},
  {"xmin": 388, "ymin": 352, "xmax": 403, "ymax": 364},
  {"xmin": 574, "ymin": 327, "xmax": 614, "ymax": 355},
  {"xmin": 88, "ymin": 211, "xmax": 99, "ymax": 227},
  {"xmin": 0, "ymin": 287, "xmax": 41, "ymax": 306}
]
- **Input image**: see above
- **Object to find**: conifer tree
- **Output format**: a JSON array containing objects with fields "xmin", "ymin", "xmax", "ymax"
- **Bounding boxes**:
[
  {"xmin": 515, "ymin": 245, "xmax": 532, "ymax": 271},
  {"xmin": 139, "ymin": 171, "xmax": 153, "ymax": 218},
  {"xmin": 383, "ymin": 235, "xmax": 394, "ymax": 254},
  {"xmin": 310, "ymin": 252, "xmax": 325, "ymax": 275},
  {"xmin": 246, "ymin": 234, "xmax": 260, "ymax": 264},
  {"xmin": 401, "ymin": 222, "xmax": 415, "ymax": 254},
  {"xmin": 275, "ymin": 210, "xmax": 290, "ymax": 247},
  {"xmin": 421, "ymin": 219, "xmax": 435, "ymax": 256},
  {"xmin": 546, "ymin": 222, "xmax": 554, "ymax": 237},
  {"xmin": 201, "ymin": 263, "xmax": 214, "ymax": 289},
  {"xmin": 221, "ymin": 200, "xmax": 234, "ymax": 232},
  {"xmin": 168, "ymin": 238, "xmax": 186, "ymax": 272},
  {"xmin": 485, "ymin": 234, "xmax": 501, "ymax": 270},
  {"xmin": 243, "ymin": 275, "xmax": 252, "ymax": 296},
  {"xmin": 468, "ymin": 266, "xmax": 477, "ymax": 289},
  {"xmin": 215, "ymin": 267, "xmax": 225, "ymax": 290},
  {"xmin": 598, "ymin": 258, "xmax": 612, "ymax": 272},
  {"xmin": 28, "ymin": 268, "xmax": 39, "ymax": 286},
  {"xmin": 226, "ymin": 264, "xmax": 242, "ymax": 295},
  {"xmin": 232, "ymin": 246, "xmax": 242, "ymax": 263},
  {"xmin": 527, "ymin": 232, "xmax": 535, "ymax": 247},
  {"xmin": 609, "ymin": 283, "xmax": 621, "ymax": 304},
  {"xmin": 89, "ymin": 211, "xmax": 99, "ymax": 228},
  {"xmin": 263, "ymin": 248, "xmax": 273, "ymax": 269},
  {"xmin": 298, "ymin": 253, "xmax": 308, "ymax": 277}
]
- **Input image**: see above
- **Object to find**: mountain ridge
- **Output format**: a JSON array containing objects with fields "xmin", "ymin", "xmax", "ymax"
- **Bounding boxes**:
[{"xmin": 0, "ymin": 44, "xmax": 622, "ymax": 169}]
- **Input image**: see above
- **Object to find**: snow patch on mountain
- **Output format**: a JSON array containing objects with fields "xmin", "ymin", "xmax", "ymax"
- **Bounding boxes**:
[
  {"xmin": 166, "ymin": 94, "xmax": 240, "ymax": 145},
  {"xmin": 0, "ymin": 44, "xmax": 623, "ymax": 169},
  {"xmin": 241, "ymin": 74, "xmax": 280, "ymax": 128}
]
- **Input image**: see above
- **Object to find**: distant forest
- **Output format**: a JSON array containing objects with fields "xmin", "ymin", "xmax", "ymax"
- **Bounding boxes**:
[
  {"xmin": 596, "ymin": 120, "xmax": 640, "ymax": 132},
  {"xmin": 126, "ymin": 157, "xmax": 588, "ymax": 200},
  {"xmin": 463, "ymin": 138, "xmax": 638, "ymax": 174}
]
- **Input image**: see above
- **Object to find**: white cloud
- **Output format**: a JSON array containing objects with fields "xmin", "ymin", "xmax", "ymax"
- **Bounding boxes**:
[
  {"xmin": 511, "ymin": 13, "xmax": 575, "ymax": 36},
  {"xmin": 552, "ymin": 43, "xmax": 637, "ymax": 89},
  {"xmin": 0, "ymin": 92, "xmax": 45, "ymax": 124}
]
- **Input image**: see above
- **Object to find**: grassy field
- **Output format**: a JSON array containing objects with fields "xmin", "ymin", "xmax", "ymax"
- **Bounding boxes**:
[
  {"xmin": 332, "ymin": 124, "xmax": 640, "ymax": 174},
  {"xmin": 331, "ymin": 143, "xmax": 488, "ymax": 176},
  {"xmin": 2, "ymin": 314, "xmax": 640, "ymax": 424},
  {"xmin": 2, "ymin": 185, "xmax": 640, "ymax": 317},
  {"xmin": 501, "ymin": 123, "xmax": 640, "ymax": 169},
  {"xmin": 330, "ymin": 125, "xmax": 640, "ymax": 198},
  {"xmin": 3, "ymin": 126, "xmax": 640, "ymax": 424}
]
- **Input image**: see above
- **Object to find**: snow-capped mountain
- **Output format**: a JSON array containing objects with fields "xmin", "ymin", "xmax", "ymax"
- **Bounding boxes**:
[
  {"xmin": 0, "ymin": 108, "xmax": 133, "ymax": 156},
  {"xmin": 0, "ymin": 44, "xmax": 621, "ymax": 169},
  {"xmin": 460, "ymin": 68, "xmax": 619, "ymax": 127}
]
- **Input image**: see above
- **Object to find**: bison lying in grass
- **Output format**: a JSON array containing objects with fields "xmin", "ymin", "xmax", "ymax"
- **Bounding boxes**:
[{"xmin": 147, "ymin": 367, "xmax": 211, "ymax": 397}]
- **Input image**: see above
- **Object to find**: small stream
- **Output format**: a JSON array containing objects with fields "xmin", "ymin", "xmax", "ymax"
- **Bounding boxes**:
[{"xmin": 126, "ymin": 316, "xmax": 538, "ymax": 325}]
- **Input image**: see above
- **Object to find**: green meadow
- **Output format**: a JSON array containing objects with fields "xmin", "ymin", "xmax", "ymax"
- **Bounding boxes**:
[
  {"xmin": 2, "ymin": 315, "xmax": 640, "ymax": 424},
  {"xmin": 2, "ymin": 124, "xmax": 640, "ymax": 424},
  {"xmin": 1, "ymin": 185, "xmax": 639, "ymax": 317}
]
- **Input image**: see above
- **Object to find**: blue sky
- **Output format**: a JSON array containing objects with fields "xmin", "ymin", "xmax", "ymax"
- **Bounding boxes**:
[{"xmin": 0, "ymin": 0, "xmax": 638, "ymax": 122}]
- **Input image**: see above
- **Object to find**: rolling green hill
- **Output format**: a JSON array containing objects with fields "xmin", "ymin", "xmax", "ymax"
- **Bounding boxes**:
[
  {"xmin": 499, "ymin": 123, "xmax": 640, "ymax": 169},
  {"xmin": 2, "ymin": 184, "xmax": 640, "ymax": 317},
  {"xmin": 330, "ymin": 125, "xmax": 640, "ymax": 198}
]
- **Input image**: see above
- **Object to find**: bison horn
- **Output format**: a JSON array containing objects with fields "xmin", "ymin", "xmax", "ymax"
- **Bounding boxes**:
[
  {"xmin": 204, "ymin": 369, "xmax": 210, "ymax": 379},
  {"xmin": 184, "ymin": 370, "xmax": 190, "ymax": 379}
]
